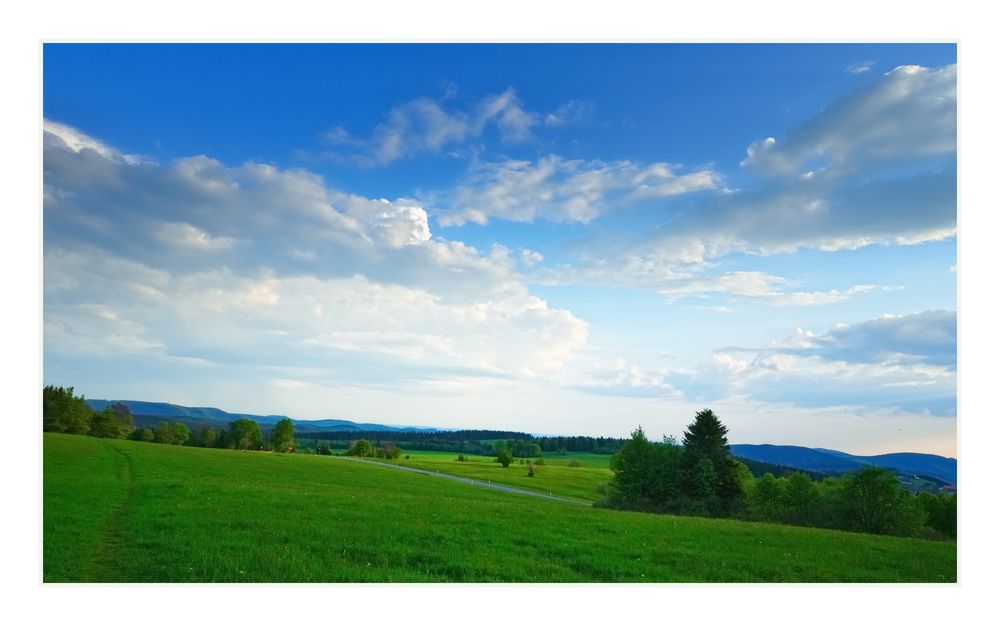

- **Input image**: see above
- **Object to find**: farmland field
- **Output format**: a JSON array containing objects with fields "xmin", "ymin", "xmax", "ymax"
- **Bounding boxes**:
[{"xmin": 43, "ymin": 433, "xmax": 956, "ymax": 582}]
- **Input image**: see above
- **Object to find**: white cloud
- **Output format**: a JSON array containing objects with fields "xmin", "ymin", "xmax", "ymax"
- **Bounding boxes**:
[
  {"xmin": 536, "ymin": 263, "xmax": 886, "ymax": 307},
  {"xmin": 46, "ymin": 253, "xmax": 589, "ymax": 384},
  {"xmin": 537, "ymin": 64, "xmax": 956, "ymax": 293},
  {"xmin": 565, "ymin": 311, "xmax": 955, "ymax": 418},
  {"xmin": 768, "ymin": 310, "xmax": 957, "ymax": 367},
  {"xmin": 544, "ymin": 99, "xmax": 596, "ymax": 127},
  {"xmin": 322, "ymin": 87, "xmax": 548, "ymax": 165},
  {"xmin": 43, "ymin": 120, "xmax": 591, "ymax": 390},
  {"xmin": 574, "ymin": 358, "xmax": 682, "ymax": 398},
  {"xmin": 436, "ymin": 155, "xmax": 719, "ymax": 226},
  {"xmin": 651, "ymin": 271, "xmax": 880, "ymax": 306},
  {"xmin": 478, "ymin": 88, "xmax": 539, "ymax": 142},
  {"xmin": 43, "ymin": 119, "xmax": 144, "ymax": 165},
  {"xmin": 742, "ymin": 64, "xmax": 956, "ymax": 178},
  {"xmin": 704, "ymin": 311, "xmax": 957, "ymax": 415},
  {"xmin": 155, "ymin": 222, "xmax": 238, "ymax": 252},
  {"xmin": 846, "ymin": 61, "xmax": 875, "ymax": 74},
  {"xmin": 44, "ymin": 124, "xmax": 520, "ymax": 300},
  {"xmin": 520, "ymin": 248, "xmax": 544, "ymax": 266}
]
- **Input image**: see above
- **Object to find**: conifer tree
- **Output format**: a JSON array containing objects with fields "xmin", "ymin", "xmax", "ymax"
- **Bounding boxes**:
[{"xmin": 680, "ymin": 409, "xmax": 744, "ymax": 513}]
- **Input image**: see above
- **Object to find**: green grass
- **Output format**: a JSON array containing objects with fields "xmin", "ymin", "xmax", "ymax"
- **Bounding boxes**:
[
  {"xmin": 398, "ymin": 450, "xmax": 496, "ymax": 462},
  {"xmin": 397, "ymin": 448, "xmax": 614, "ymax": 469},
  {"xmin": 539, "ymin": 451, "xmax": 615, "ymax": 468},
  {"xmin": 394, "ymin": 455, "xmax": 612, "ymax": 502},
  {"xmin": 43, "ymin": 435, "xmax": 130, "ymax": 581},
  {"xmin": 43, "ymin": 433, "xmax": 956, "ymax": 582}
]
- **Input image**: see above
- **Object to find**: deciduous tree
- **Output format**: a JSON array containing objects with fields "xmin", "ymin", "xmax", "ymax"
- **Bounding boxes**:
[
  {"xmin": 348, "ymin": 439, "xmax": 373, "ymax": 458},
  {"xmin": 270, "ymin": 418, "xmax": 296, "ymax": 453},
  {"xmin": 496, "ymin": 448, "xmax": 513, "ymax": 468},
  {"xmin": 228, "ymin": 418, "xmax": 263, "ymax": 450}
]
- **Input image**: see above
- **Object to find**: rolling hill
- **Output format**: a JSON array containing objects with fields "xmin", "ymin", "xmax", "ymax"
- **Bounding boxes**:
[
  {"xmin": 731, "ymin": 444, "xmax": 956, "ymax": 484},
  {"xmin": 84, "ymin": 399, "xmax": 438, "ymax": 433}
]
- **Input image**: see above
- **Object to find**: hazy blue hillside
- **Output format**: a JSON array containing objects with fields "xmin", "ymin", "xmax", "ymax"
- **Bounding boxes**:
[
  {"xmin": 851, "ymin": 452, "xmax": 957, "ymax": 484},
  {"xmin": 731, "ymin": 445, "xmax": 861, "ymax": 474},
  {"xmin": 85, "ymin": 400, "xmax": 437, "ymax": 433},
  {"xmin": 731, "ymin": 444, "xmax": 956, "ymax": 484}
]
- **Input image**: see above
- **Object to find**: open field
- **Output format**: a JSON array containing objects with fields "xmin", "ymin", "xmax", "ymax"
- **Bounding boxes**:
[
  {"xmin": 394, "ymin": 453, "xmax": 613, "ymax": 502},
  {"xmin": 539, "ymin": 452, "xmax": 616, "ymax": 468},
  {"xmin": 43, "ymin": 433, "xmax": 956, "ymax": 582}
]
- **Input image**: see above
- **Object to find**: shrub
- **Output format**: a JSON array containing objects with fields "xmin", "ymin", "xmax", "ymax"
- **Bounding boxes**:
[
  {"xmin": 348, "ymin": 439, "xmax": 374, "ymax": 458},
  {"xmin": 567, "ymin": 460, "xmax": 582, "ymax": 468},
  {"xmin": 496, "ymin": 448, "xmax": 513, "ymax": 468}
]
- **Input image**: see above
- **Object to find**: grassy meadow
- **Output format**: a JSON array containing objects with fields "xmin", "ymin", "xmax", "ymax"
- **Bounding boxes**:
[
  {"xmin": 43, "ymin": 433, "xmax": 956, "ymax": 583},
  {"xmin": 393, "ymin": 451, "xmax": 613, "ymax": 502}
]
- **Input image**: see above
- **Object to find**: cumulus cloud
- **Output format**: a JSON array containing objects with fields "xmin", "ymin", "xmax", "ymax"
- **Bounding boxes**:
[
  {"xmin": 436, "ymin": 155, "xmax": 719, "ymax": 226},
  {"xmin": 43, "ymin": 121, "xmax": 590, "ymax": 389},
  {"xmin": 43, "ymin": 124, "xmax": 518, "ymax": 299}
]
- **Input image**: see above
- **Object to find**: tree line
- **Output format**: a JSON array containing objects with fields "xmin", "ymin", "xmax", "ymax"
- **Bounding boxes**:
[
  {"xmin": 43, "ymin": 386, "xmax": 298, "ymax": 452},
  {"xmin": 310, "ymin": 430, "xmax": 626, "ymax": 456},
  {"xmin": 605, "ymin": 409, "xmax": 956, "ymax": 539},
  {"xmin": 44, "ymin": 386, "xmax": 134, "ymax": 438}
]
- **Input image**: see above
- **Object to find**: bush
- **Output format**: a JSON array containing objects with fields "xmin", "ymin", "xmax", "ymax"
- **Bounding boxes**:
[
  {"xmin": 534, "ymin": 458, "xmax": 545, "ymax": 466},
  {"xmin": 567, "ymin": 460, "xmax": 582, "ymax": 468},
  {"xmin": 496, "ymin": 448, "xmax": 513, "ymax": 468},
  {"xmin": 918, "ymin": 492, "xmax": 957, "ymax": 538},
  {"xmin": 131, "ymin": 428, "xmax": 155, "ymax": 442},
  {"xmin": 348, "ymin": 439, "xmax": 374, "ymax": 457}
]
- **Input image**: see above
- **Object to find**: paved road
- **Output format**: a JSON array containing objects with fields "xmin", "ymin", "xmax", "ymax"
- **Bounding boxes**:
[{"xmin": 329, "ymin": 455, "xmax": 591, "ymax": 505}]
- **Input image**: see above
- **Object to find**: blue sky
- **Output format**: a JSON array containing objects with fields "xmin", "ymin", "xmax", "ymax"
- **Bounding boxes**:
[{"xmin": 42, "ymin": 43, "xmax": 957, "ymax": 455}]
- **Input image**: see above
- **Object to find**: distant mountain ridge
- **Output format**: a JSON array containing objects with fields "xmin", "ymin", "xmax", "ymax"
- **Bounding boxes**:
[
  {"xmin": 730, "ymin": 444, "xmax": 956, "ymax": 484},
  {"xmin": 85, "ymin": 399, "xmax": 440, "ymax": 433}
]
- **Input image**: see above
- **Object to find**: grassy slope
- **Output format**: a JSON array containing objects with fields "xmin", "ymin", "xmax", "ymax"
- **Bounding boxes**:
[
  {"xmin": 43, "ymin": 433, "xmax": 956, "ymax": 582},
  {"xmin": 43, "ymin": 435, "xmax": 128, "ymax": 581}
]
